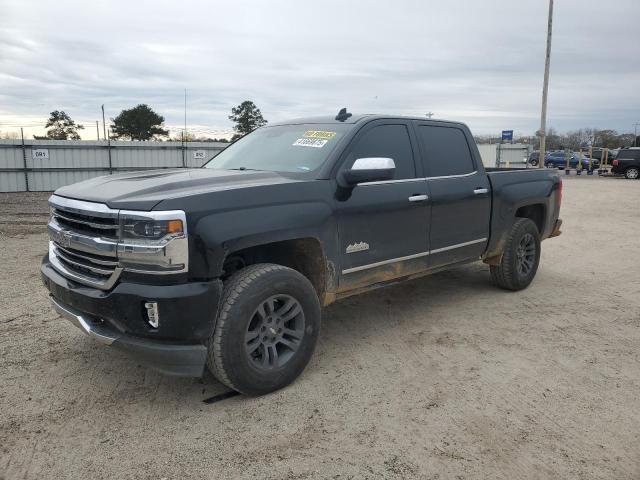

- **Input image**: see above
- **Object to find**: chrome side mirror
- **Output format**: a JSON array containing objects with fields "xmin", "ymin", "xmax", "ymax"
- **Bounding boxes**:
[{"xmin": 340, "ymin": 157, "xmax": 396, "ymax": 186}]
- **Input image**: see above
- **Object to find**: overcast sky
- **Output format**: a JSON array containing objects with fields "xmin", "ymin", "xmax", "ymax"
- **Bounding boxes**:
[{"xmin": 1, "ymin": 0, "xmax": 639, "ymax": 139}]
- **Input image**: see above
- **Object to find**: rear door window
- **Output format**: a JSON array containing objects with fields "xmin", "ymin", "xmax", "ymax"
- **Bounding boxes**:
[{"xmin": 416, "ymin": 125, "xmax": 475, "ymax": 177}]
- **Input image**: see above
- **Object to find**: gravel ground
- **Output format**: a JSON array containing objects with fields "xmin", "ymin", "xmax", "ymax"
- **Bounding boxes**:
[{"xmin": 1, "ymin": 177, "xmax": 639, "ymax": 479}]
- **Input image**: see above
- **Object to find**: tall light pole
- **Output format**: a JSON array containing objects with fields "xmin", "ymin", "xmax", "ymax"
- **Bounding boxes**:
[
  {"xmin": 101, "ymin": 105, "xmax": 107, "ymax": 141},
  {"xmin": 538, "ymin": 0, "xmax": 554, "ymax": 168}
]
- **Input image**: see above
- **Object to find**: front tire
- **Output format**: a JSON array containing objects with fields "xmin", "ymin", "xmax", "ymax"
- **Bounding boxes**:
[
  {"xmin": 490, "ymin": 218, "xmax": 541, "ymax": 291},
  {"xmin": 207, "ymin": 263, "xmax": 321, "ymax": 396},
  {"xmin": 625, "ymin": 167, "xmax": 639, "ymax": 179}
]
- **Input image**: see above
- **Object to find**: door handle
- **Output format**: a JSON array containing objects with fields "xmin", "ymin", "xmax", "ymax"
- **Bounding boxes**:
[
  {"xmin": 473, "ymin": 188, "xmax": 489, "ymax": 195},
  {"xmin": 408, "ymin": 194, "xmax": 428, "ymax": 202}
]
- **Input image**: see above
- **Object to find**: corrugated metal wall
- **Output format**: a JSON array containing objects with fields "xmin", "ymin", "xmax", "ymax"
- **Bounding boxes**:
[{"xmin": 0, "ymin": 139, "xmax": 227, "ymax": 192}]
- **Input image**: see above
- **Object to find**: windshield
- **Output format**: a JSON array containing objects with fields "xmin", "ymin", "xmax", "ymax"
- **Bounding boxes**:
[{"xmin": 204, "ymin": 124, "xmax": 350, "ymax": 175}]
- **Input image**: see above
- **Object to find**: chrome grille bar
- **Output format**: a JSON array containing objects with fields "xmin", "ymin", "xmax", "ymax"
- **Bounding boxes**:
[
  {"xmin": 52, "ymin": 209, "xmax": 119, "ymax": 231},
  {"xmin": 49, "ymin": 242, "xmax": 122, "ymax": 290},
  {"xmin": 54, "ymin": 245, "xmax": 117, "ymax": 276},
  {"xmin": 55, "ymin": 245, "xmax": 119, "ymax": 267},
  {"xmin": 48, "ymin": 220, "xmax": 118, "ymax": 258}
]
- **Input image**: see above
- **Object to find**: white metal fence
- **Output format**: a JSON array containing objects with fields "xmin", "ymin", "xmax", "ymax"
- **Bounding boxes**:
[
  {"xmin": 1, "ymin": 139, "xmax": 533, "ymax": 192},
  {"xmin": 477, "ymin": 143, "xmax": 532, "ymax": 168},
  {"xmin": 0, "ymin": 139, "xmax": 227, "ymax": 192}
]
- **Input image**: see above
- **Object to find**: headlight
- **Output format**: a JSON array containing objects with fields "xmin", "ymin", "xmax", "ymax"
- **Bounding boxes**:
[
  {"xmin": 123, "ymin": 218, "xmax": 184, "ymax": 240},
  {"xmin": 118, "ymin": 210, "xmax": 189, "ymax": 274}
]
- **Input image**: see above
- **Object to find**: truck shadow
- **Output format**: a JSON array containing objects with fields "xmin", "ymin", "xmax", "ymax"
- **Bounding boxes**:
[
  {"xmin": 64, "ymin": 262, "xmax": 498, "ymax": 403},
  {"xmin": 320, "ymin": 262, "xmax": 495, "ymax": 342}
]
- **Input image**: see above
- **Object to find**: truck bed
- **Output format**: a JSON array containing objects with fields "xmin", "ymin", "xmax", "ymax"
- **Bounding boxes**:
[{"xmin": 483, "ymin": 166, "xmax": 561, "ymax": 258}]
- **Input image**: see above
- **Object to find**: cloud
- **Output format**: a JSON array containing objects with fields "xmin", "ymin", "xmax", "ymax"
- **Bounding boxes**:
[{"xmin": 1, "ymin": 0, "xmax": 638, "ymax": 139}]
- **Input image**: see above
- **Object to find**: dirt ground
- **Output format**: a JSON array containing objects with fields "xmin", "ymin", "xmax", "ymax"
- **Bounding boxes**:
[{"xmin": 1, "ymin": 177, "xmax": 639, "ymax": 480}]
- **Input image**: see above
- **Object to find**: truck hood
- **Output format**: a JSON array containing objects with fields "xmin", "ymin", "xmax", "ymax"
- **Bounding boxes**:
[{"xmin": 53, "ymin": 168, "xmax": 301, "ymax": 210}]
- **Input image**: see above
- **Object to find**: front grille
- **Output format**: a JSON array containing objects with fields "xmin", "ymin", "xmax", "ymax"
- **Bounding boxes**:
[
  {"xmin": 51, "ymin": 207, "xmax": 119, "ymax": 239},
  {"xmin": 54, "ymin": 244, "xmax": 118, "ymax": 279},
  {"xmin": 48, "ymin": 196, "xmax": 122, "ymax": 290}
]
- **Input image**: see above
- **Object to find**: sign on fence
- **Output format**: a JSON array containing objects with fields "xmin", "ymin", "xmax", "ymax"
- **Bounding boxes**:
[
  {"xmin": 193, "ymin": 150, "xmax": 206, "ymax": 160},
  {"xmin": 32, "ymin": 149, "xmax": 49, "ymax": 160}
]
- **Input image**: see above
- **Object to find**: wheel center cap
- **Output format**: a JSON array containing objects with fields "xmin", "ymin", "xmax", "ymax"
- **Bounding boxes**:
[{"xmin": 268, "ymin": 327, "xmax": 277, "ymax": 336}]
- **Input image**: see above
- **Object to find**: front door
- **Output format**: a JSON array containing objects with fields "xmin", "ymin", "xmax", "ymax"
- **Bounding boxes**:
[
  {"xmin": 414, "ymin": 122, "xmax": 491, "ymax": 267},
  {"xmin": 334, "ymin": 121, "xmax": 431, "ymax": 292}
]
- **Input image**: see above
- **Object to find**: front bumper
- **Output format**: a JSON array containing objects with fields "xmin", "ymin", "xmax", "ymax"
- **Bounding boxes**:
[
  {"xmin": 41, "ymin": 255, "xmax": 222, "ymax": 377},
  {"xmin": 50, "ymin": 296, "xmax": 207, "ymax": 376}
]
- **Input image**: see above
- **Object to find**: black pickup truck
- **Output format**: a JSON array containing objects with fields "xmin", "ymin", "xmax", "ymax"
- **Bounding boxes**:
[{"xmin": 41, "ymin": 112, "xmax": 563, "ymax": 395}]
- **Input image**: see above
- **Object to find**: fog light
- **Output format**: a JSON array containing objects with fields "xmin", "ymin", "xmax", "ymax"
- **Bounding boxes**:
[{"xmin": 144, "ymin": 301, "xmax": 159, "ymax": 328}]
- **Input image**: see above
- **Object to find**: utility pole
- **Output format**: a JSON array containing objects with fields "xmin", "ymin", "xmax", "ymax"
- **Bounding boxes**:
[
  {"xmin": 538, "ymin": 0, "xmax": 554, "ymax": 168},
  {"xmin": 426, "ymin": 112, "xmax": 434, "ymax": 119},
  {"xmin": 96, "ymin": 121, "xmax": 100, "ymax": 140},
  {"xmin": 101, "ymin": 105, "xmax": 107, "ymax": 141},
  {"xmin": 184, "ymin": 89, "xmax": 188, "ymax": 167},
  {"xmin": 21, "ymin": 127, "xmax": 29, "ymax": 191}
]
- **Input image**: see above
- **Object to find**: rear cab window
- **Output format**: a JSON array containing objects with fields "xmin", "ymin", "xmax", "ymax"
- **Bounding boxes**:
[{"xmin": 415, "ymin": 125, "xmax": 475, "ymax": 177}]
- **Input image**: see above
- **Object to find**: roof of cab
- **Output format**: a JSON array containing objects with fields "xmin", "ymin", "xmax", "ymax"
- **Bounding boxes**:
[
  {"xmin": 269, "ymin": 114, "xmax": 466, "ymax": 127},
  {"xmin": 269, "ymin": 114, "xmax": 372, "ymax": 125}
]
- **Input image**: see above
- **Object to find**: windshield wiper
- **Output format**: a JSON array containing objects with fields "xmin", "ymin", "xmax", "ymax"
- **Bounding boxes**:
[{"xmin": 228, "ymin": 167, "xmax": 264, "ymax": 172}]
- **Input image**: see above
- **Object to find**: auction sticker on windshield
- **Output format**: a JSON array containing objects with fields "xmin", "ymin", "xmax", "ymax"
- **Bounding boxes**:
[
  {"xmin": 292, "ymin": 138, "xmax": 328, "ymax": 148},
  {"xmin": 303, "ymin": 130, "xmax": 336, "ymax": 139}
]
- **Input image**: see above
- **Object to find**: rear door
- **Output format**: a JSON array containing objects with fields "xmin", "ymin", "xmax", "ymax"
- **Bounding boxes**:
[
  {"xmin": 414, "ymin": 122, "xmax": 491, "ymax": 267},
  {"xmin": 334, "ymin": 120, "xmax": 430, "ymax": 291}
]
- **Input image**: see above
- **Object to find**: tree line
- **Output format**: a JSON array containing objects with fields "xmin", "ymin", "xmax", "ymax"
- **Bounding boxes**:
[
  {"xmin": 36, "ymin": 100, "xmax": 267, "ymax": 142},
  {"xmin": 475, "ymin": 127, "xmax": 639, "ymax": 150}
]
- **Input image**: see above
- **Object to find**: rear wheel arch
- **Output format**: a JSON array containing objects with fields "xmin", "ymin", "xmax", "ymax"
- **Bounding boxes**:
[{"xmin": 515, "ymin": 204, "xmax": 545, "ymax": 234}]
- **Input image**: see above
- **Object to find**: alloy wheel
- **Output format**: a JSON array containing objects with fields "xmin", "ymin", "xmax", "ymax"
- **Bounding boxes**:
[
  {"xmin": 244, "ymin": 294, "xmax": 305, "ymax": 370},
  {"xmin": 516, "ymin": 233, "xmax": 536, "ymax": 277}
]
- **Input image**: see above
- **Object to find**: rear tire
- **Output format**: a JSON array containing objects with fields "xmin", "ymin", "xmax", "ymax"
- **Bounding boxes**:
[
  {"xmin": 490, "ymin": 218, "xmax": 541, "ymax": 291},
  {"xmin": 625, "ymin": 167, "xmax": 639, "ymax": 179},
  {"xmin": 207, "ymin": 263, "xmax": 321, "ymax": 396}
]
